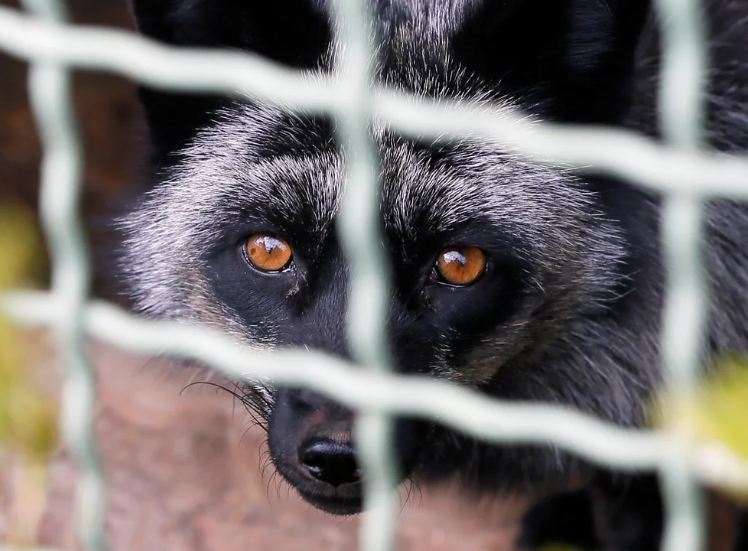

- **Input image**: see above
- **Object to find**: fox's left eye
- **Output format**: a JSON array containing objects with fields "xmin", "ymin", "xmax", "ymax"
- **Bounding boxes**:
[
  {"xmin": 435, "ymin": 246, "xmax": 487, "ymax": 286},
  {"xmin": 245, "ymin": 234, "xmax": 293, "ymax": 272}
]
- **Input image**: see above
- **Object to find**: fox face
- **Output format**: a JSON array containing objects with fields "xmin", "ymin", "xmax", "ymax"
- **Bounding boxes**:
[
  {"xmin": 122, "ymin": 102, "xmax": 633, "ymax": 512},
  {"xmin": 122, "ymin": 0, "xmax": 665, "ymax": 516}
]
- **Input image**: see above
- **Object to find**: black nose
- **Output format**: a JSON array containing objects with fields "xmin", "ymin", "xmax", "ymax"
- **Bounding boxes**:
[{"xmin": 298, "ymin": 437, "xmax": 361, "ymax": 487}]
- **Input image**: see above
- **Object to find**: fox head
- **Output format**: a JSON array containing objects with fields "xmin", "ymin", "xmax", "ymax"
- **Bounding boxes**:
[{"xmin": 121, "ymin": 0, "xmax": 657, "ymax": 514}]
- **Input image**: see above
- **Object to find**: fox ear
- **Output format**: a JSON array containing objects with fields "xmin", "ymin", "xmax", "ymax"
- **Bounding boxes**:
[
  {"xmin": 130, "ymin": 0, "xmax": 330, "ymax": 67},
  {"xmin": 129, "ymin": 0, "xmax": 331, "ymax": 168},
  {"xmin": 451, "ymin": 0, "xmax": 651, "ymax": 124}
]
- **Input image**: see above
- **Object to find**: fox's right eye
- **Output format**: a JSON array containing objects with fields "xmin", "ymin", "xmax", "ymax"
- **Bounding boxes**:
[
  {"xmin": 245, "ymin": 234, "xmax": 294, "ymax": 272},
  {"xmin": 434, "ymin": 246, "xmax": 487, "ymax": 286}
]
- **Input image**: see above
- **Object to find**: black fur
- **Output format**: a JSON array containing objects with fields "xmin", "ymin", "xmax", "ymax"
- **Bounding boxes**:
[
  {"xmin": 121, "ymin": 0, "xmax": 748, "ymax": 549},
  {"xmin": 130, "ymin": 0, "xmax": 331, "ymax": 169}
]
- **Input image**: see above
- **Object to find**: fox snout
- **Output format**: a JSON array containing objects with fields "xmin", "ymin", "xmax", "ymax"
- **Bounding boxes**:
[
  {"xmin": 268, "ymin": 387, "xmax": 425, "ymax": 515},
  {"xmin": 268, "ymin": 388, "xmax": 364, "ymax": 514}
]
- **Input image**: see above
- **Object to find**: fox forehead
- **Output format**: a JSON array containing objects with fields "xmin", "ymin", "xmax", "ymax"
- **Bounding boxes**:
[{"xmin": 154, "ymin": 101, "xmax": 595, "ymax": 251}]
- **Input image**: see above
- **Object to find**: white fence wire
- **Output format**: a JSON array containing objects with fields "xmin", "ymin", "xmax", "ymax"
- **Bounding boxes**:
[{"xmin": 1, "ymin": 0, "xmax": 747, "ymax": 550}]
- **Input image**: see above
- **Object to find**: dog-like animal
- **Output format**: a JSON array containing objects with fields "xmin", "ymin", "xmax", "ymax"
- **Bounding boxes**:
[{"xmin": 120, "ymin": 0, "xmax": 748, "ymax": 548}]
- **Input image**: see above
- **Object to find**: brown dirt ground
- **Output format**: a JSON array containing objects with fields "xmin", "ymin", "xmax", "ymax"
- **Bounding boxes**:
[{"xmin": 1, "ymin": 334, "xmax": 526, "ymax": 550}]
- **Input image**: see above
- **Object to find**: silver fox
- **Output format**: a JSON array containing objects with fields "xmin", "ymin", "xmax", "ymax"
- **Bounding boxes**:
[{"xmin": 120, "ymin": 0, "xmax": 748, "ymax": 548}]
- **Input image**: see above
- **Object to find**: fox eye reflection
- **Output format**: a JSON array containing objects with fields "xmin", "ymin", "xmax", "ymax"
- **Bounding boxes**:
[
  {"xmin": 245, "ymin": 234, "xmax": 293, "ymax": 272},
  {"xmin": 435, "ymin": 246, "xmax": 487, "ymax": 286}
]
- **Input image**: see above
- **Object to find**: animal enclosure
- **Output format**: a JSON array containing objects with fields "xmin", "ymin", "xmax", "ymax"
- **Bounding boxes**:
[{"xmin": 1, "ymin": 0, "xmax": 748, "ymax": 550}]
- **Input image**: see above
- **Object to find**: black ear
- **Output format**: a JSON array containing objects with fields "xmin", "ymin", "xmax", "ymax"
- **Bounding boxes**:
[
  {"xmin": 129, "ymin": 0, "xmax": 331, "ymax": 169},
  {"xmin": 451, "ymin": 0, "xmax": 651, "ymax": 124}
]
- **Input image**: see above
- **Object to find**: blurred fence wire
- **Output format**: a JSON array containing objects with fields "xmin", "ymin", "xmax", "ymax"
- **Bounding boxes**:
[{"xmin": 1, "ymin": 0, "xmax": 748, "ymax": 550}]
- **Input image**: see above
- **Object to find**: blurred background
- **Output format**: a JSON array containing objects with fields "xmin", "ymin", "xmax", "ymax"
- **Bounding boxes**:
[{"xmin": 0, "ymin": 1, "xmax": 529, "ymax": 549}]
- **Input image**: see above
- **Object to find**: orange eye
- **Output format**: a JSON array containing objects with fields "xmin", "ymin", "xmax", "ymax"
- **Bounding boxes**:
[
  {"xmin": 435, "ymin": 246, "xmax": 487, "ymax": 286},
  {"xmin": 246, "ymin": 234, "xmax": 293, "ymax": 272}
]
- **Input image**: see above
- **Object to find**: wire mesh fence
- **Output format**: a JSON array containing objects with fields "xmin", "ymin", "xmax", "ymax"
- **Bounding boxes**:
[{"xmin": 1, "ymin": 0, "xmax": 748, "ymax": 550}]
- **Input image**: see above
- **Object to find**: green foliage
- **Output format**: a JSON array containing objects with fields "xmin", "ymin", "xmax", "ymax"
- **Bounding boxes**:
[
  {"xmin": 686, "ymin": 357, "xmax": 748, "ymax": 461},
  {"xmin": 655, "ymin": 356, "xmax": 748, "ymax": 501},
  {"xmin": 0, "ymin": 202, "xmax": 58, "ymax": 463}
]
